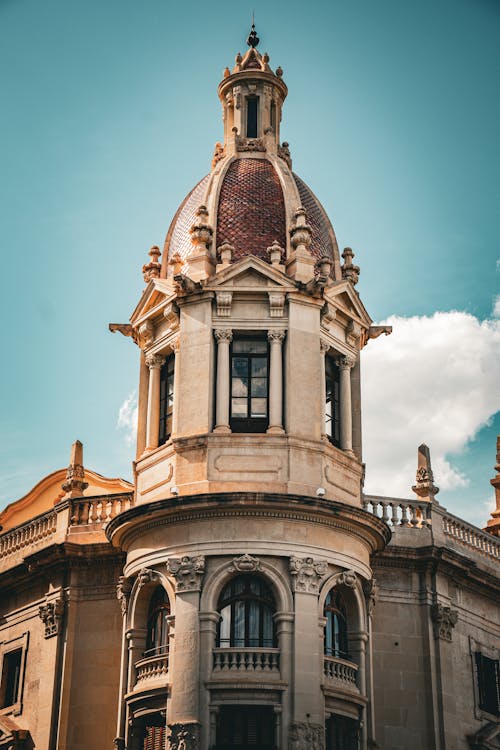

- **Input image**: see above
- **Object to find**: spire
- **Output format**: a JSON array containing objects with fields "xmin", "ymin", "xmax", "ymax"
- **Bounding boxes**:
[
  {"xmin": 411, "ymin": 443, "xmax": 439, "ymax": 502},
  {"xmin": 246, "ymin": 17, "xmax": 259, "ymax": 48},
  {"xmin": 484, "ymin": 435, "xmax": 500, "ymax": 537},
  {"xmin": 61, "ymin": 440, "xmax": 88, "ymax": 499}
]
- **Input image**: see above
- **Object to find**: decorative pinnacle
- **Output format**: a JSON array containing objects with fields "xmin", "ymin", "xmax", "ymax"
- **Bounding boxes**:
[
  {"xmin": 247, "ymin": 19, "xmax": 259, "ymax": 48},
  {"xmin": 412, "ymin": 443, "xmax": 439, "ymax": 501},
  {"xmin": 61, "ymin": 440, "xmax": 88, "ymax": 499}
]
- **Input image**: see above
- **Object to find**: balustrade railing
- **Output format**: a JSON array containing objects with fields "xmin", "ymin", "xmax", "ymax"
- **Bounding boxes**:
[
  {"xmin": 134, "ymin": 653, "xmax": 169, "ymax": 685},
  {"xmin": 442, "ymin": 514, "xmax": 500, "ymax": 559},
  {"xmin": 363, "ymin": 495, "xmax": 432, "ymax": 528},
  {"xmin": 323, "ymin": 656, "xmax": 358, "ymax": 688},
  {"xmin": 0, "ymin": 510, "xmax": 57, "ymax": 559},
  {"xmin": 70, "ymin": 493, "xmax": 133, "ymax": 527},
  {"xmin": 212, "ymin": 648, "xmax": 280, "ymax": 674}
]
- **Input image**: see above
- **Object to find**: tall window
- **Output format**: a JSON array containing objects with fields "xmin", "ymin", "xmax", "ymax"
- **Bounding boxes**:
[
  {"xmin": 0, "ymin": 649, "xmax": 22, "ymax": 709},
  {"xmin": 324, "ymin": 589, "xmax": 349, "ymax": 659},
  {"xmin": 270, "ymin": 101, "xmax": 276, "ymax": 132},
  {"xmin": 326, "ymin": 715, "xmax": 359, "ymax": 750},
  {"xmin": 325, "ymin": 356, "xmax": 340, "ymax": 447},
  {"xmin": 217, "ymin": 576, "xmax": 276, "ymax": 648},
  {"xmin": 216, "ymin": 706, "xmax": 274, "ymax": 749},
  {"xmin": 246, "ymin": 96, "xmax": 258, "ymax": 138},
  {"xmin": 230, "ymin": 337, "xmax": 269, "ymax": 433},
  {"xmin": 145, "ymin": 587, "xmax": 170, "ymax": 657},
  {"xmin": 159, "ymin": 354, "xmax": 175, "ymax": 445},
  {"xmin": 475, "ymin": 652, "xmax": 500, "ymax": 716}
]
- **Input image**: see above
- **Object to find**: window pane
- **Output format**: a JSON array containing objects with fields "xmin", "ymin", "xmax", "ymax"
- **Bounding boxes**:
[
  {"xmin": 233, "ymin": 601, "xmax": 245, "ymax": 646},
  {"xmin": 219, "ymin": 605, "xmax": 231, "ymax": 646},
  {"xmin": 251, "ymin": 398, "xmax": 267, "ymax": 417},
  {"xmin": 232, "ymin": 398, "xmax": 247, "ymax": 417},
  {"xmin": 251, "ymin": 357, "xmax": 267, "ymax": 376},
  {"xmin": 232, "ymin": 378, "xmax": 248, "ymax": 397},
  {"xmin": 232, "ymin": 357, "xmax": 248, "ymax": 377},
  {"xmin": 251, "ymin": 377, "xmax": 267, "ymax": 396},
  {"xmin": 248, "ymin": 601, "xmax": 260, "ymax": 647},
  {"xmin": 233, "ymin": 340, "xmax": 267, "ymax": 354},
  {"xmin": 262, "ymin": 606, "xmax": 274, "ymax": 647}
]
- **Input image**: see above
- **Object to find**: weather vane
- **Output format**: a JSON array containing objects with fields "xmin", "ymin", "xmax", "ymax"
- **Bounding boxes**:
[{"xmin": 246, "ymin": 13, "xmax": 259, "ymax": 48}]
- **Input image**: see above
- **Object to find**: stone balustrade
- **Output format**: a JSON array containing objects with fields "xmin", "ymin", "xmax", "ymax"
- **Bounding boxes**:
[
  {"xmin": 323, "ymin": 655, "xmax": 358, "ymax": 689},
  {"xmin": 212, "ymin": 647, "xmax": 280, "ymax": 674},
  {"xmin": 134, "ymin": 653, "xmax": 169, "ymax": 686},
  {"xmin": 0, "ymin": 510, "xmax": 57, "ymax": 559},
  {"xmin": 363, "ymin": 495, "xmax": 431, "ymax": 528},
  {"xmin": 70, "ymin": 493, "xmax": 133, "ymax": 527},
  {"xmin": 442, "ymin": 514, "xmax": 500, "ymax": 559}
]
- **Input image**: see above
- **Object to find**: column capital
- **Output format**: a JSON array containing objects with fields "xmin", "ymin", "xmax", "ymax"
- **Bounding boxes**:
[
  {"xmin": 214, "ymin": 328, "xmax": 233, "ymax": 344},
  {"xmin": 337, "ymin": 354, "xmax": 356, "ymax": 370},
  {"xmin": 289, "ymin": 555, "xmax": 328, "ymax": 594},
  {"xmin": 167, "ymin": 555, "xmax": 206, "ymax": 593},
  {"xmin": 320, "ymin": 337, "xmax": 330, "ymax": 354},
  {"xmin": 268, "ymin": 329, "xmax": 286, "ymax": 344},
  {"xmin": 171, "ymin": 335, "xmax": 181, "ymax": 354},
  {"xmin": 145, "ymin": 352, "xmax": 165, "ymax": 370}
]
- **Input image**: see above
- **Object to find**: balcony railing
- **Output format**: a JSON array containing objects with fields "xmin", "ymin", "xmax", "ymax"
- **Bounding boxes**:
[
  {"xmin": 212, "ymin": 647, "xmax": 280, "ymax": 674},
  {"xmin": 323, "ymin": 655, "xmax": 358, "ymax": 690},
  {"xmin": 363, "ymin": 496, "xmax": 431, "ymax": 528},
  {"xmin": 134, "ymin": 652, "xmax": 169, "ymax": 687}
]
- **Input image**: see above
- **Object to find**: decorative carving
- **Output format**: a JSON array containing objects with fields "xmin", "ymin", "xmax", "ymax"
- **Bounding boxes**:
[
  {"xmin": 362, "ymin": 577, "xmax": 378, "ymax": 617},
  {"xmin": 346, "ymin": 320, "xmax": 362, "ymax": 347},
  {"xmin": 145, "ymin": 353, "xmax": 165, "ymax": 370},
  {"xmin": 163, "ymin": 304, "xmax": 179, "ymax": 331},
  {"xmin": 167, "ymin": 556, "xmax": 205, "ymax": 592},
  {"xmin": 321, "ymin": 303, "xmax": 337, "ymax": 327},
  {"xmin": 268, "ymin": 292, "xmax": 286, "ymax": 317},
  {"xmin": 212, "ymin": 141, "xmax": 225, "ymax": 168},
  {"xmin": 268, "ymin": 329, "xmax": 286, "ymax": 345},
  {"xmin": 341, "ymin": 247, "xmax": 360, "ymax": 285},
  {"xmin": 320, "ymin": 337, "xmax": 330, "ymax": 355},
  {"xmin": 336, "ymin": 569, "xmax": 358, "ymax": 588},
  {"xmin": 289, "ymin": 721, "xmax": 325, "ymax": 750},
  {"xmin": 368, "ymin": 325, "xmax": 392, "ymax": 340},
  {"xmin": 337, "ymin": 355, "xmax": 356, "ymax": 371},
  {"xmin": 189, "ymin": 205, "xmax": 213, "ymax": 252},
  {"xmin": 216, "ymin": 292, "xmax": 233, "ymax": 317},
  {"xmin": 61, "ymin": 440, "xmax": 88, "ymax": 498},
  {"xmin": 109, "ymin": 323, "xmax": 133, "ymax": 338},
  {"xmin": 316, "ymin": 256, "xmax": 332, "ymax": 283},
  {"xmin": 39, "ymin": 596, "xmax": 65, "ymax": 638},
  {"xmin": 412, "ymin": 443, "xmax": 439, "ymax": 501},
  {"xmin": 142, "ymin": 245, "xmax": 161, "ymax": 283},
  {"xmin": 217, "ymin": 241, "xmax": 234, "ymax": 266},
  {"xmin": 229, "ymin": 554, "xmax": 261, "ymax": 573},
  {"xmin": 116, "ymin": 576, "xmax": 133, "ymax": 616},
  {"xmin": 278, "ymin": 141, "xmax": 292, "ymax": 168},
  {"xmin": 171, "ymin": 336, "xmax": 180, "ymax": 354},
  {"xmin": 289, "ymin": 556, "xmax": 328, "ymax": 594},
  {"xmin": 214, "ymin": 328, "xmax": 233, "ymax": 344},
  {"xmin": 137, "ymin": 568, "xmax": 159, "ymax": 589},
  {"xmin": 236, "ymin": 135, "xmax": 266, "ymax": 152},
  {"xmin": 290, "ymin": 206, "xmax": 312, "ymax": 253},
  {"xmin": 138, "ymin": 319, "xmax": 155, "ymax": 347},
  {"xmin": 266, "ymin": 240, "xmax": 284, "ymax": 266},
  {"xmin": 168, "ymin": 723, "xmax": 199, "ymax": 750},
  {"xmin": 431, "ymin": 603, "xmax": 458, "ymax": 642}
]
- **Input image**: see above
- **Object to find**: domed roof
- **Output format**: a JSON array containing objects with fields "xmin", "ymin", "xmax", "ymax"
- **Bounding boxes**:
[{"xmin": 161, "ymin": 157, "xmax": 339, "ymax": 278}]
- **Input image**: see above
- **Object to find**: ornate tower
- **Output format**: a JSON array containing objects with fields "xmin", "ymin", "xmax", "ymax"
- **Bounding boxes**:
[{"xmin": 108, "ymin": 28, "xmax": 390, "ymax": 750}]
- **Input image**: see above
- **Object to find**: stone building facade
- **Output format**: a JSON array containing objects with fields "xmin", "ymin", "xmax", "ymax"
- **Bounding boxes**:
[{"xmin": 0, "ymin": 30, "xmax": 499, "ymax": 750}]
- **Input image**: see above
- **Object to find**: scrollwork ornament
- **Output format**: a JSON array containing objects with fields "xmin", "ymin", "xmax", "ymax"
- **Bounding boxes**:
[
  {"xmin": 167, "ymin": 555, "xmax": 205, "ymax": 592},
  {"xmin": 39, "ymin": 595, "xmax": 65, "ymax": 638},
  {"xmin": 337, "ymin": 354, "xmax": 356, "ymax": 371},
  {"xmin": 337, "ymin": 569, "xmax": 358, "ymax": 589},
  {"xmin": 145, "ymin": 353, "xmax": 165, "ymax": 370},
  {"xmin": 431, "ymin": 603, "xmax": 458, "ymax": 642},
  {"xmin": 168, "ymin": 722, "xmax": 199, "ymax": 750},
  {"xmin": 214, "ymin": 328, "xmax": 233, "ymax": 344},
  {"xmin": 289, "ymin": 721, "xmax": 325, "ymax": 750},
  {"xmin": 229, "ymin": 554, "xmax": 261, "ymax": 573},
  {"xmin": 137, "ymin": 568, "xmax": 159, "ymax": 589},
  {"xmin": 268, "ymin": 329, "xmax": 286, "ymax": 344},
  {"xmin": 116, "ymin": 576, "xmax": 133, "ymax": 616},
  {"xmin": 289, "ymin": 556, "xmax": 328, "ymax": 594},
  {"xmin": 362, "ymin": 577, "xmax": 378, "ymax": 617}
]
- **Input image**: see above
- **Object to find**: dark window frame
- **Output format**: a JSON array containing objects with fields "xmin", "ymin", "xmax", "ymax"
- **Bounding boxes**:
[
  {"xmin": 216, "ymin": 705, "xmax": 275, "ymax": 749},
  {"xmin": 324, "ymin": 588, "xmax": 349, "ymax": 659},
  {"xmin": 159, "ymin": 353, "xmax": 175, "ymax": 445},
  {"xmin": 246, "ymin": 96, "xmax": 259, "ymax": 138},
  {"xmin": 229, "ymin": 335, "xmax": 269, "ymax": 433},
  {"xmin": 0, "ymin": 632, "xmax": 28, "ymax": 716},
  {"xmin": 475, "ymin": 651, "xmax": 500, "ymax": 717},
  {"xmin": 145, "ymin": 586, "xmax": 171, "ymax": 658},
  {"xmin": 216, "ymin": 575, "xmax": 277, "ymax": 649},
  {"xmin": 325, "ymin": 355, "xmax": 340, "ymax": 447}
]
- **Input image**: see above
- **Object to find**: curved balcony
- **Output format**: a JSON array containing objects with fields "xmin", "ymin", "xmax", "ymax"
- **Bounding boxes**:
[
  {"xmin": 134, "ymin": 650, "xmax": 169, "ymax": 689},
  {"xmin": 213, "ymin": 647, "xmax": 280, "ymax": 675},
  {"xmin": 323, "ymin": 655, "xmax": 359, "ymax": 693}
]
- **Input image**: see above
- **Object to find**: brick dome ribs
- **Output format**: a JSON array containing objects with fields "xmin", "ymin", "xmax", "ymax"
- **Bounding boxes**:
[
  {"xmin": 293, "ymin": 173, "xmax": 339, "ymax": 267},
  {"xmin": 216, "ymin": 159, "xmax": 287, "ymax": 262}
]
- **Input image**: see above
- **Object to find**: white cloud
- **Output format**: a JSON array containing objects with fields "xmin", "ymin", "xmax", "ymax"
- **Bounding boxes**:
[
  {"xmin": 117, "ymin": 391, "xmax": 138, "ymax": 446},
  {"xmin": 362, "ymin": 311, "xmax": 500, "ymax": 499},
  {"xmin": 493, "ymin": 294, "xmax": 500, "ymax": 318}
]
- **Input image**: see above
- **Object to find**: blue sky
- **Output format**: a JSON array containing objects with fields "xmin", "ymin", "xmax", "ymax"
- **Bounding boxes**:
[{"xmin": 0, "ymin": 0, "xmax": 499, "ymax": 527}]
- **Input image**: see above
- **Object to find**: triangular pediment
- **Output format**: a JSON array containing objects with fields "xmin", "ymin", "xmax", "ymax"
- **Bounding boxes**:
[
  {"xmin": 130, "ymin": 278, "xmax": 176, "ymax": 325},
  {"xmin": 207, "ymin": 255, "xmax": 294, "ymax": 291},
  {"xmin": 324, "ymin": 281, "xmax": 372, "ymax": 326}
]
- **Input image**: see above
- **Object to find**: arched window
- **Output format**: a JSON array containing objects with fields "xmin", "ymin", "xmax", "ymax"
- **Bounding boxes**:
[
  {"xmin": 324, "ymin": 588, "xmax": 348, "ymax": 659},
  {"xmin": 145, "ymin": 587, "xmax": 170, "ymax": 657},
  {"xmin": 217, "ymin": 576, "xmax": 276, "ymax": 648}
]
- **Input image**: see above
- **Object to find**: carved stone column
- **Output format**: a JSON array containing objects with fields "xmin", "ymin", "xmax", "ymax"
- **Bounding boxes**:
[
  {"xmin": 320, "ymin": 338, "xmax": 329, "ymax": 439},
  {"xmin": 145, "ymin": 353, "xmax": 165, "ymax": 450},
  {"xmin": 214, "ymin": 329, "xmax": 232, "ymax": 433},
  {"xmin": 171, "ymin": 336, "xmax": 181, "ymax": 438},
  {"xmin": 338, "ymin": 355, "xmax": 355, "ymax": 452},
  {"xmin": 267, "ymin": 329, "xmax": 286, "ymax": 434}
]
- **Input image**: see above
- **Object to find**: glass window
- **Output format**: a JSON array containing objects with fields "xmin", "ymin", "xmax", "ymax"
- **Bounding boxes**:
[
  {"xmin": 324, "ymin": 589, "xmax": 349, "ymax": 659},
  {"xmin": 230, "ymin": 337, "xmax": 269, "ymax": 433},
  {"xmin": 159, "ymin": 354, "xmax": 175, "ymax": 445},
  {"xmin": 217, "ymin": 576, "xmax": 276, "ymax": 648},
  {"xmin": 325, "ymin": 356, "xmax": 340, "ymax": 447},
  {"xmin": 326, "ymin": 714, "xmax": 360, "ymax": 750},
  {"xmin": 0, "ymin": 649, "xmax": 22, "ymax": 709},
  {"xmin": 475, "ymin": 652, "xmax": 500, "ymax": 716},
  {"xmin": 145, "ymin": 587, "xmax": 171, "ymax": 657},
  {"xmin": 216, "ymin": 705, "xmax": 274, "ymax": 749},
  {"xmin": 246, "ymin": 96, "xmax": 258, "ymax": 138}
]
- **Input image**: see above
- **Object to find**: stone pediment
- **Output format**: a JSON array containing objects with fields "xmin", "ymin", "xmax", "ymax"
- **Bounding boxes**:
[
  {"xmin": 207, "ymin": 255, "xmax": 294, "ymax": 292},
  {"xmin": 130, "ymin": 278, "xmax": 176, "ymax": 326},
  {"xmin": 324, "ymin": 281, "xmax": 372, "ymax": 327}
]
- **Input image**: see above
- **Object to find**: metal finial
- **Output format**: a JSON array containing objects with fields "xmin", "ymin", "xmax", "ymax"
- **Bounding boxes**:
[{"xmin": 247, "ymin": 17, "xmax": 259, "ymax": 48}]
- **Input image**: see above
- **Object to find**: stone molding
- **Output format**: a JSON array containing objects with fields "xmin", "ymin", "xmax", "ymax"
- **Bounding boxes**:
[
  {"xmin": 321, "ymin": 302, "xmax": 337, "ymax": 327},
  {"xmin": 167, "ymin": 555, "xmax": 205, "ymax": 592},
  {"xmin": 346, "ymin": 320, "xmax": 362, "ymax": 348},
  {"xmin": 168, "ymin": 722, "xmax": 200, "ymax": 750},
  {"xmin": 214, "ymin": 328, "xmax": 233, "ymax": 344},
  {"xmin": 431, "ymin": 603, "xmax": 458, "ymax": 642},
  {"xmin": 289, "ymin": 556, "xmax": 328, "ymax": 594},
  {"xmin": 289, "ymin": 721, "xmax": 325, "ymax": 750},
  {"xmin": 138, "ymin": 319, "xmax": 155, "ymax": 347},
  {"xmin": 216, "ymin": 291, "xmax": 233, "ymax": 317},
  {"xmin": 228, "ymin": 553, "xmax": 261, "ymax": 573},
  {"xmin": 116, "ymin": 575, "xmax": 133, "ymax": 616},
  {"xmin": 39, "ymin": 594, "xmax": 65, "ymax": 638},
  {"xmin": 268, "ymin": 292, "xmax": 286, "ymax": 317}
]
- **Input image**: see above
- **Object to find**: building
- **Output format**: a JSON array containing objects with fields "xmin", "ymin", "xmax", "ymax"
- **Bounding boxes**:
[{"xmin": 0, "ymin": 27, "xmax": 499, "ymax": 750}]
